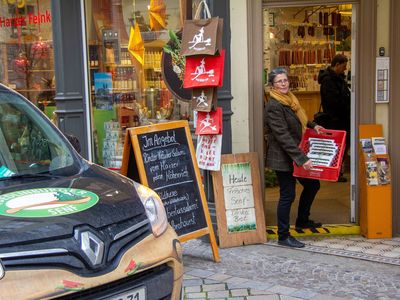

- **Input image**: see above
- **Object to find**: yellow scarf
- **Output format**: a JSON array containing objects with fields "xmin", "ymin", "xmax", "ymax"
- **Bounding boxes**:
[{"xmin": 270, "ymin": 89, "xmax": 308, "ymax": 132}]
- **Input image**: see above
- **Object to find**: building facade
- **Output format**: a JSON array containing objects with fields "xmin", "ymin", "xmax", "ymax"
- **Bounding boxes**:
[
  {"xmin": 1, "ymin": 0, "xmax": 399, "ymax": 235},
  {"xmin": 230, "ymin": 0, "xmax": 400, "ymax": 235}
]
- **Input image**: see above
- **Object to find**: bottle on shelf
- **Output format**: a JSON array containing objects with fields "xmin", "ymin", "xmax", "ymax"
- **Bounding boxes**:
[
  {"xmin": 127, "ymin": 49, "xmax": 131, "ymax": 65},
  {"xmin": 122, "ymin": 49, "xmax": 129, "ymax": 65},
  {"xmin": 120, "ymin": 68, "xmax": 126, "ymax": 90},
  {"xmin": 89, "ymin": 52, "xmax": 94, "ymax": 67},
  {"xmin": 126, "ymin": 49, "xmax": 130, "ymax": 65},
  {"xmin": 114, "ymin": 68, "xmax": 121, "ymax": 90},
  {"xmin": 89, "ymin": 46, "xmax": 94, "ymax": 67},
  {"xmin": 155, "ymin": 51, "xmax": 161, "ymax": 69},
  {"xmin": 94, "ymin": 51, "xmax": 99, "ymax": 67},
  {"xmin": 127, "ymin": 69, "xmax": 133, "ymax": 90},
  {"xmin": 122, "ymin": 68, "xmax": 128, "ymax": 89},
  {"xmin": 131, "ymin": 67, "xmax": 138, "ymax": 90},
  {"xmin": 121, "ymin": 49, "xmax": 126, "ymax": 65},
  {"xmin": 147, "ymin": 51, "xmax": 151, "ymax": 69},
  {"xmin": 144, "ymin": 51, "xmax": 149, "ymax": 68},
  {"xmin": 151, "ymin": 52, "xmax": 155, "ymax": 69}
]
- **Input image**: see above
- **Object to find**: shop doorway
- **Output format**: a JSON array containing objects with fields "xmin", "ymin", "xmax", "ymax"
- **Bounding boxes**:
[{"xmin": 262, "ymin": 3, "xmax": 356, "ymax": 228}]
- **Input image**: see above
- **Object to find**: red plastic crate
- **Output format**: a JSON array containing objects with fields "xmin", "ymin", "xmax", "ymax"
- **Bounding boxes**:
[{"xmin": 293, "ymin": 129, "xmax": 347, "ymax": 181}]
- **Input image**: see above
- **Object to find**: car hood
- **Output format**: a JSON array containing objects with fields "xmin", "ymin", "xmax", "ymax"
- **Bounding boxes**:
[{"xmin": 0, "ymin": 164, "xmax": 146, "ymax": 246}]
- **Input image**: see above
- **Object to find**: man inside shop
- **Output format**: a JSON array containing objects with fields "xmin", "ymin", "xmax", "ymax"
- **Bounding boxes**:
[{"xmin": 318, "ymin": 54, "xmax": 351, "ymax": 182}]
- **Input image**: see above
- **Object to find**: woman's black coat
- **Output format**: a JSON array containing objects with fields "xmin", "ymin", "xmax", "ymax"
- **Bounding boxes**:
[{"xmin": 264, "ymin": 98, "xmax": 315, "ymax": 172}]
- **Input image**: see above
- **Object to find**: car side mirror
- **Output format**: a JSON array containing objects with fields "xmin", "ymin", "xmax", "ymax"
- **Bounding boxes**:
[{"xmin": 65, "ymin": 134, "xmax": 81, "ymax": 153}]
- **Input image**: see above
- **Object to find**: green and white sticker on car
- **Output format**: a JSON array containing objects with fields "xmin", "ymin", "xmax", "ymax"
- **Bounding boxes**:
[{"xmin": 0, "ymin": 188, "xmax": 99, "ymax": 218}]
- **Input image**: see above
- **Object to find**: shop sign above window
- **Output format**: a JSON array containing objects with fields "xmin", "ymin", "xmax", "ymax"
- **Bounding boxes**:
[{"xmin": 0, "ymin": 3, "xmax": 52, "ymax": 28}]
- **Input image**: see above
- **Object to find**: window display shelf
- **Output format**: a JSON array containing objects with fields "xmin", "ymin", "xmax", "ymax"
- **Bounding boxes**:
[
  {"xmin": 3, "ymin": 39, "xmax": 55, "ymax": 110},
  {"xmin": 111, "ymin": 64, "xmax": 135, "ymax": 68},
  {"xmin": 32, "ymin": 69, "xmax": 54, "ymax": 72},
  {"xmin": 16, "ymin": 89, "xmax": 55, "ymax": 92},
  {"xmin": 103, "ymin": 63, "xmax": 135, "ymax": 67},
  {"xmin": 91, "ymin": 88, "xmax": 139, "ymax": 94},
  {"xmin": 145, "ymin": 67, "xmax": 162, "ymax": 72},
  {"xmin": 112, "ymin": 88, "xmax": 139, "ymax": 92},
  {"xmin": 86, "ymin": 0, "xmax": 193, "ymax": 169},
  {"xmin": 8, "ymin": 69, "xmax": 54, "ymax": 73}
]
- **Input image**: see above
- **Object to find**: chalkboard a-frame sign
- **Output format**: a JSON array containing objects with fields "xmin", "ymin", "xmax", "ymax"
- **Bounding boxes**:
[{"xmin": 120, "ymin": 121, "xmax": 220, "ymax": 262}]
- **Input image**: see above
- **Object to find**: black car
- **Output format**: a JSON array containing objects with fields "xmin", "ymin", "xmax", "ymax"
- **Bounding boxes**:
[{"xmin": 0, "ymin": 84, "xmax": 183, "ymax": 299}]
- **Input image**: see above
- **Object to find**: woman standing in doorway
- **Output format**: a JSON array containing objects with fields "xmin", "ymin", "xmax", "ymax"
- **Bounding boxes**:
[{"xmin": 265, "ymin": 67, "xmax": 324, "ymax": 248}]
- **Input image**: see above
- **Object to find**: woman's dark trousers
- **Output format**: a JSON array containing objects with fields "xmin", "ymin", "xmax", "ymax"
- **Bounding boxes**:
[{"xmin": 275, "ymin": 171, "xmax": 320, "ymax": 240}]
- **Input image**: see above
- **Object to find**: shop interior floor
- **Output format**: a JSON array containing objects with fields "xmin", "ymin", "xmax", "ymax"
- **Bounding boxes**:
[{"xmin": 264, "ymin": 171, "xmax": 351, "ymax": 225}]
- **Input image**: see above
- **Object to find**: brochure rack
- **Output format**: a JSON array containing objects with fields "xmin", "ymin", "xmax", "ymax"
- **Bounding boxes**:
[
  {"xmin": 293, "ymin": 129, "xmax": 346, "ymax": 181},
  {"xmin": 359, "ymin": 124, "xmax": 392, "ymax": 238}
]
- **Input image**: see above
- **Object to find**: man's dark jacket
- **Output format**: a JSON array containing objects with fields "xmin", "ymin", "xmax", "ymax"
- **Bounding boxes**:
[{"xmin": 318, "ymin": 67, "xmax": 350, "ymax": 131}]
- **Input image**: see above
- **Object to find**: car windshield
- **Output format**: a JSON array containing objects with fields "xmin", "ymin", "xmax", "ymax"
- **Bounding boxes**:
[{"xmin": 0, "ymin": 89, "xmax": 76, "ymax": 179}]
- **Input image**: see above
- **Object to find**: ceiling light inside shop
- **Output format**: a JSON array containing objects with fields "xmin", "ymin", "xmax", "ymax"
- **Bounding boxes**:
[{"xmin": 339, "ymin": 4, "xmax": 352, "ymax": 16}]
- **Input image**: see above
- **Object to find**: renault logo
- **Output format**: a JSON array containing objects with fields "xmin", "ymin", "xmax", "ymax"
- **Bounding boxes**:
[{"xmin": 79, "ymin": 231, "xmax": 104, "ymax": 266}]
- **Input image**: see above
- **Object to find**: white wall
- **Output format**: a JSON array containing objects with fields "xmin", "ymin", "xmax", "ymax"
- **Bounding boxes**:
[
  {"xmin": 230, "ymin": 0, "xmax": 250, "ymax": 153},
  {"xmin": 375, "ymin": 0, "xmax": 390, "ymax": 139}
]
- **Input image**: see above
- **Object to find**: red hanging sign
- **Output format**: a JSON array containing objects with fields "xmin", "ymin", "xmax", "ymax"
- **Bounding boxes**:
[
  {"xmin": 195, "ymin": 107, "xmax": 223, "ymax": 135},
  {"xmin": 183, "ymin": 50, "xmax": 225, "ymax": 88}
]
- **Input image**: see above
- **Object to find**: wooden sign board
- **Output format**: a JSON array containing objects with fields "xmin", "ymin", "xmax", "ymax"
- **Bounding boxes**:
[
  {"xmin": 120, "ymin": 120, "xmax": 220, "ymax": 262},
  {"xmin": 212, "ymin": 152, "xmax": 266, "ymax": 248}
]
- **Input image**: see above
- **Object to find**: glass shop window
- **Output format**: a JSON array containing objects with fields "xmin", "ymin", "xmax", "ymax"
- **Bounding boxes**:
[
  {"xmin": 0, "ymin": 0, "xmax": 56, "ymax": 119},
  {"xmin": 85, "ymin": 0, "xmax": 191, "ymax": 169}
]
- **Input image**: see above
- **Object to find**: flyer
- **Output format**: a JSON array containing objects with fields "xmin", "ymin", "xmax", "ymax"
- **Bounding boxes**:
[
  {"xmin": 360, "ymin": 138, "xmax": 373, "ymax": 153},
  {"xmin": 371, "ymin": 137, "xmax": 387, "ymax": 155},
  {"xmin": 94, "ymin": 72, "xmax": 114, "ymax": 110},
  {"xmin": 196, "ymin": 134, "xmax": 222, "ymax": 171},
  {"xmin": 365, "ymin": 161, "xmax": 379, "ymax": 186},
  {"xmin": 376, "ymin": 157, "xmax": 391, "ymax": 185}
]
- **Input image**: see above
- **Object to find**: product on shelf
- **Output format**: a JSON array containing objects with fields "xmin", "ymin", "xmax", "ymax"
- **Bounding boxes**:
[
  {"xmin": 3, "ymin": 41, "xmax": 56, "ymax": 111},
  {"xmin": 103, "ymin": 121, "xmax": 124, "ymax": 169},
  {"xmin": 265, "ymin": 6, "xmax": 352, "ymax": 93}
]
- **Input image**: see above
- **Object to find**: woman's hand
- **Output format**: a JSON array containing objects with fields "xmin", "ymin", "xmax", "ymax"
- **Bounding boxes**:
[
  {"xmin": 302, "ymin": 160, "xmax": 314, "ymax": 170},
  {"xmin": 314, "ymin": 125, "xmax": 325, "ymax": 134}
]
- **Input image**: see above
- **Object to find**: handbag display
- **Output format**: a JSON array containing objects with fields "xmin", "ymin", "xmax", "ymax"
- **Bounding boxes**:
[
  {"xmin": 183, "ymin": 49, "xmax": 225, "ymax": 88},
  {"xmin": 181, "ymin": 0, "xmax": 223, "ymax": 56}
]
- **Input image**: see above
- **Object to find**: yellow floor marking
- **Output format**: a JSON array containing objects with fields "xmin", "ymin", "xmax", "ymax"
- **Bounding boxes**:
[{"xmin": 266, "ymin": 224, "xmax": 360, "ymax": 239}]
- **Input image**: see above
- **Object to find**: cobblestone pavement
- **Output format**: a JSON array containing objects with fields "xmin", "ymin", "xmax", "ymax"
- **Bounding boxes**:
[{"xmin": 182, "ymin": 238, "xmax": 400, "ymax": 300}]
